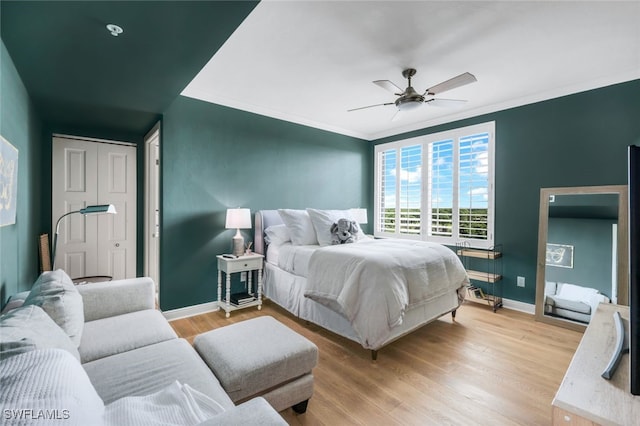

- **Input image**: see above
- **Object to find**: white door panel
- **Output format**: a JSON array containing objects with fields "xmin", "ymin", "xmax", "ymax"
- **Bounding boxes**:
[
  {"xmin": 52, "ymin": 136, "xmax": 136, "ymax": 280},
  {"xmin": 97, "ymin": 143, "xmax": 136, "ymax": 279}
]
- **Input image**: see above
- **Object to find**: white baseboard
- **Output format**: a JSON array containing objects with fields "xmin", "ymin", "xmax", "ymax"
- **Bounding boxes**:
[
  {"xmin": 162, "ymin": 301, "xmax": 219, "ymax": 321},
  {"xmin": 502, "ymin": 297, "xmax": 535, "ymax": 315},
  {"xmin": 162, "ymin": 297, "xmax": 535, "ymax": 321}
]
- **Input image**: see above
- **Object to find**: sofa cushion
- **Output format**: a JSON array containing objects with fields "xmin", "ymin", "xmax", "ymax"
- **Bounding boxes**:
[
  {"xmin": 0, "ymin": 305, "xmax": 80, "ymax": 361},
  {"xmin": 77, "ymin": 277, "xmax": 156, "ymax": 322},
  {"xmin": 79, "ymin": 309, "xmax": 178, "ymax": 363},
  {"xmin": 546, "ymin": 295, "xmax": 592, "ymax": 315},
  {"xmin": 83, "ymin": 338, "xmax": 235, "ymax": 408},
  {"xmin": 0, "ymin": 348, "xmax": 104, "ymax": 426},
  {"xmin": 556, "ymin": 282, "xmax": 599, "ymax": 303},
  {"xmin": 23, "ymin": 269, "xmax": 84, "ymax": 346}
]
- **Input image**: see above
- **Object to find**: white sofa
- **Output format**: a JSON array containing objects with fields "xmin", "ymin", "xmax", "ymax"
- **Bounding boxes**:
[
  {"xmin": 544, "ymin": 281, "xmax": 610, "ymax": 323},
  {"xmin": 0, "ymin": 270, "xmax": 286, "ymax": 425}
]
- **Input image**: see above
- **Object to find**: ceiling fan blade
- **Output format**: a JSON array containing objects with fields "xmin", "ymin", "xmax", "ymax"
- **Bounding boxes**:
[
  {"xmin": 424, "ymin": 72, "xmax": 477, "ymax": 96},
  {"xmin": 347, "ymin": 102, "xmax": 394, "ymax": 112},
  {"xmin": 391, "ymin": 109, "xmax": 402, "ymax": 122},
  {"xmin": 373, "ymin": 80, "xmax": 403, "ymax": 94},
  {"xmin": 425, "ymin": 98, "xmax": 468, "ymax": 107}
]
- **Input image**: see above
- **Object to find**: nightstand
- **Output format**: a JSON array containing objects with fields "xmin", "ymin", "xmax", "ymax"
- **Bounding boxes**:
[{"xmin": 216, "ymin": 253, "xmax": 264, "ymax": 318}]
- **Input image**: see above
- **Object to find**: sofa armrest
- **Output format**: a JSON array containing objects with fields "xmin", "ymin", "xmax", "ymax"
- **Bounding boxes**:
[
  {"xmin": 196, "ymin": 398, "xmax": 287, "ymax": 425},
  {"xmin": 77, "ymin": 277, "xmax": 156, "ymax": 322}
]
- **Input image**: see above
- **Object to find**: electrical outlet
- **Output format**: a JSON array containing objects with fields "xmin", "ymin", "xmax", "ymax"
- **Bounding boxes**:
[
  {"xmin": 240, "ymin": 272, "xmax": 247, "ymax": 282},
  {"xmin": 517, "ymin": 276, "xmax": 525, "ymax": 287}
]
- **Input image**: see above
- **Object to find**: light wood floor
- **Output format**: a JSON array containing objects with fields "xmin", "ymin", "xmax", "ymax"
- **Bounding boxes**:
[{"xmin": 169, "ymin": 300, "xmax": 582, "ymax": 425}]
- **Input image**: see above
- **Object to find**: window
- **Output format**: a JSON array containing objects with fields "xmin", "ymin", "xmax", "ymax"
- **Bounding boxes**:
[{"xmin": 374, "ymin": 121, "xmax": 495, "ymax": 248}]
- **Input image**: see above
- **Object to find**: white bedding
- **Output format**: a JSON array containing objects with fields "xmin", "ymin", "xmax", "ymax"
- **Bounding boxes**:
[
  {"xmin": 271, "ymin": 243, "xmax": 318, "ymax": 277},
  {"xmin": 304, "ymin": 239, "xmax": 469, "ymax": 349},
  {"xmin": 257, "ymin": 210, "xmax": 468, "ymax": 354}
]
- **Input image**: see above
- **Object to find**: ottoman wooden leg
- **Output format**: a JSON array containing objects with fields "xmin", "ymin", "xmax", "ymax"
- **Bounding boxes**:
[{"xmin": 292, "ymin": 399, "xmax": 309, "ymax": 414}]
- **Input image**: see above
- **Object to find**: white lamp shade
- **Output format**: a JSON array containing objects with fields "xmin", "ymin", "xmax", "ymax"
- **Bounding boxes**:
[
  {"xmin": 349, "ymin": 208, "xmax": 368, "ymax": 224},
  {"xmin": 225, "ymin": 208, "xmax": 251, "ymax": 229}
]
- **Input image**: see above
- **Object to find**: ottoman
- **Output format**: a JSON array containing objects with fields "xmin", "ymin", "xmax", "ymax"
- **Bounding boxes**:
[{"xmin": 194, "ymin": 316, "xmax": 318, "ymax": 414}]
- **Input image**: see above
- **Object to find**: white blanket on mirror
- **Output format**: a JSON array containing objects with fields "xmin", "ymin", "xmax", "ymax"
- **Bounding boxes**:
[{"xmin": 304, "ymin": 239, "xmax": 469, "ymax": 348}]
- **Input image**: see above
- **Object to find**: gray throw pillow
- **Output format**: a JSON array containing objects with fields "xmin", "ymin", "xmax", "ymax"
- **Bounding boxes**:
[
  {"xmin": 23, "ymin": 269, "xmax": 84, "ymax": 346},
  {"xmin": 0, "ymin": 305, "xmax": 80, "ymax": 360}
]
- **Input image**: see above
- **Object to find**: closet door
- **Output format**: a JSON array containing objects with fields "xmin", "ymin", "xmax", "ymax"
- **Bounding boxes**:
[{"xmin": 52, "ymin": 136, "xmax": 136, "ymax": 279}]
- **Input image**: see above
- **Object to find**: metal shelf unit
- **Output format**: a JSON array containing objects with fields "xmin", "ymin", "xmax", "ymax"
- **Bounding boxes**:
[{"xmin": 456, "ymin": 243, "xmax": 503, "ymax": 312}]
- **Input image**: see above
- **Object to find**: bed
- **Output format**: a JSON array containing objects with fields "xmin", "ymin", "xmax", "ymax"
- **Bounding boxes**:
[{"xmin": 254, "ymin": 209, "xmax": 469, "ymax": 360}]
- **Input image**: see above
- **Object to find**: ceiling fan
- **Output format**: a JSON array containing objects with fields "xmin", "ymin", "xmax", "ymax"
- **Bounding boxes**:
[{"xmin": 348, "ymin": 68, "xmax": 477, "ymax": 121}]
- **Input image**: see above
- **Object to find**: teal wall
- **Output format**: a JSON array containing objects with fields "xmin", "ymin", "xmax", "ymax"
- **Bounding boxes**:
[
  {"xmin": 547, "ymin": 217, "xmax": 615, "ymax": 297},
  {"xmin": 0, "ymin": 40, "xmax": 44, "ymax": 305},
  {"xmin": 160, "ymin": 96, "xmax": 371, "ymax": 310},
  {"xmin": 374, "ymin": 79, "xmax": 640, "ymax": 304}
]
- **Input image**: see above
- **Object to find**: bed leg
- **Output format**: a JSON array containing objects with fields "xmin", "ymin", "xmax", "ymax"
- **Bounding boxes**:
[
  {"xmin": 371, "ymin": 350, "xmax": 378, "ymax": 361},
  {"xmin": 451, "ymin": 309, "xmax": 457, "ymax": 321}
]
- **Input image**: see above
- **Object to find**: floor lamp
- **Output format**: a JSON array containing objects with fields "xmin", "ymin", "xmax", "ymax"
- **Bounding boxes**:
[{"xmin": 52, "ymin": 204, "xmax": 117, "ymax": 268}]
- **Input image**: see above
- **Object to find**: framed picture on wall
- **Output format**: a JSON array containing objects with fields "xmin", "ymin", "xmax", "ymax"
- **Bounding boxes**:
[
  {"xmin": 0, "ymin": 135, "xmax": 18, "ymax": 227},
  {"xmin": 546, "ymin": 243, "xmax": 574, "ymax": 268}
]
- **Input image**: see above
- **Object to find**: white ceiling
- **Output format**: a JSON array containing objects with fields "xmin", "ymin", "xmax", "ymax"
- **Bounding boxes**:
[{"xmin": 182, "ymin": 1, "xmax": 640, "ymax": 141}]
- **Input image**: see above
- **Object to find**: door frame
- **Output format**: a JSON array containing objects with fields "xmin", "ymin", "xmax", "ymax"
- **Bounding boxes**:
[{"xmin": 144, "ymin": 123, "xmax": 161, "ymax": 302}]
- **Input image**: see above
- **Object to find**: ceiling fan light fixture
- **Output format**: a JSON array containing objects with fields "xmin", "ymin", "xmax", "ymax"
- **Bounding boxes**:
[{"xmin": 395, "ymin": 92, "xmax": 425, "ymax": 111}]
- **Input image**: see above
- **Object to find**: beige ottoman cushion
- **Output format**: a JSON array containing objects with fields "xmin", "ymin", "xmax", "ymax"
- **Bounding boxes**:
[{"xmin": 194, "ymin": 316, "xmax": 318, "ymax": 403}]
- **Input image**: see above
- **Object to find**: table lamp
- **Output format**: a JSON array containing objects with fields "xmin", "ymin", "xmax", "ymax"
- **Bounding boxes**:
[
  {"xmin": 225, "ymin": 208, "xmax": 251, "ymax": 257},
  {"xmin": 52, "ymin": 204, "xmax": 117, "ymax": 268}
]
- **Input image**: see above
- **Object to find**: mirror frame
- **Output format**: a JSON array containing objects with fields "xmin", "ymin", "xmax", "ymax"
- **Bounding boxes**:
[{"xmin": 535, "ymin": 185, "xmax": 629, "ymax": 331}]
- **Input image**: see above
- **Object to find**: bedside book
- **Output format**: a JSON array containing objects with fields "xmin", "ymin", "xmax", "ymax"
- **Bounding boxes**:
[{"xmin": 230, "ymin": 292, "xmax": 255, "ymax": 305}]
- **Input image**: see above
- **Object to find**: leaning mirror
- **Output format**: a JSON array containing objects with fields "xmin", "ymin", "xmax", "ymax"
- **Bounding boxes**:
[{"xmin": 535, "ymin": 185, "xmax": 628, "ymax": 331}]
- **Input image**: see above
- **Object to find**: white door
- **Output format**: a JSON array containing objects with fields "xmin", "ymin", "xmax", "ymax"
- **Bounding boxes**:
[
  {"xmin": 144, "ymin": 124, "xmax": 160, "ymax": 295},
  {"xmin": 52, "ymin": 136, "xmax": 136, "ymax": 280}
]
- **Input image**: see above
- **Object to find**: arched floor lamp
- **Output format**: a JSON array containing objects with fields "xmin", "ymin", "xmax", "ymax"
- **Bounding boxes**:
[{"xmin": 52, "ymin": 204, "xmax": 117, "ymax": 268}]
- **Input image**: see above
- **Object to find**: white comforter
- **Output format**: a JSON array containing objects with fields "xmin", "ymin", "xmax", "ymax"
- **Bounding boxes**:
[{"xmin": 304, "ymin": 239, "xmax": 469, "ymax": 347}]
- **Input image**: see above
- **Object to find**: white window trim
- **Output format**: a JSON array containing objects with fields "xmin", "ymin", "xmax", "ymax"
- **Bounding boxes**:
[{"xmin": 374, "ymin": 121, "xmax": 495, "ymax": 249}]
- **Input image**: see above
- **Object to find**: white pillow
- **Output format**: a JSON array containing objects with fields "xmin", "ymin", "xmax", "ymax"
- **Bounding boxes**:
[
  {"xmin": 0, "ymin": 305, "xmax": 81, "ymax": 361},
  {"xmin": 0, "ymin": 348, "xmax": 104, "ymax": 426},
  {"xmin": 264, "ymin": 224, "xmax": 291, "ymax": 246},
  {"xmin": 24, "ymin": 269, "xmax": 84, "ymax": 346},
  {"xmin": 277, "ymin": 209, "xmax": 318, "ymax": 245},
  {"xmin": 306, "ymin": 208, "xmax": 359, "ymax": 246}
]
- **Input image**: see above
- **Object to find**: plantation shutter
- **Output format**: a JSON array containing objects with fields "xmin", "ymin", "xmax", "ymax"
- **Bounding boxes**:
[
  {"xmin": 377, "ymin": 149, "xmax": 396, "ymax": 233},
  {"xmin": 399, "ymin": 145, "xmax": 422, "ymax": 235},
  {"xmin": 427, "ymin": 139, "xmax": 454, "ymax": 238},
  {"xmin": 374, "ymin": 121, "xmax": 494, "ymax": 248},
  {"xmin": 458, "ymin": 132, "xmax": 490, "ymax": 241}
]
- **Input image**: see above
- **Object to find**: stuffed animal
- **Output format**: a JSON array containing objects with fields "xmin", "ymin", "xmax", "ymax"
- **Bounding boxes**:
[{"xmin": 330, "ymin": 218, "xmax": 359, "ymax": 244}]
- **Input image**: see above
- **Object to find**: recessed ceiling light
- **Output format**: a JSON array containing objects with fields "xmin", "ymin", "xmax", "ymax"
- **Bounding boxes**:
[{"xmin": 106, "ymin": 24, "xmax": 124, "ymax": 37}]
